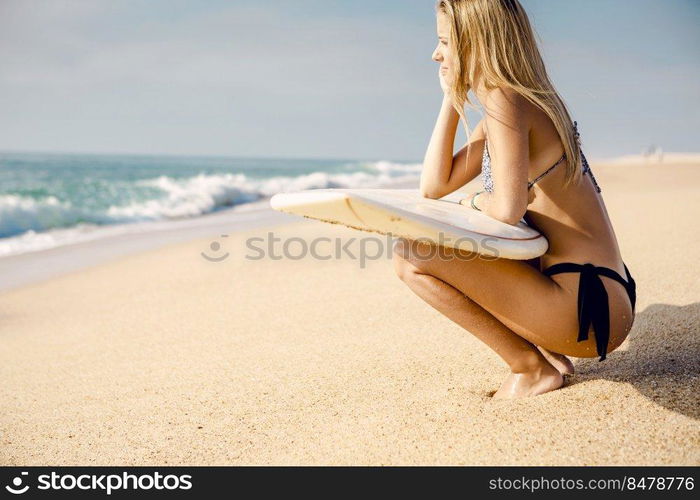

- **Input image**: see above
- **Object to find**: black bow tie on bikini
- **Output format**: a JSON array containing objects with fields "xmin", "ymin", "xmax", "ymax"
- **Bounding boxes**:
[
  {"xmin": 543, "ymin": 262, "xmax": 636, "ymax": 361},
  {"xmin": 575, "ymin": 263, "xmax": 612, "ymax": 361}
]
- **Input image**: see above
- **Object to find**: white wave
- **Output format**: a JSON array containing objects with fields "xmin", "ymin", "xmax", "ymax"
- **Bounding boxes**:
[
  {"xmin": 108, "ymin": 173, "xmax": 260, "ymax": 220},
  {"xmin": 365, "ymin": 160, "xmax": 423, "ymax": 176},
  {"xmin": 0, "ymin": 194, "xmax": 98, "ymax": 239},
  {"xmin": 256, "ymin": 163, "xmax": 421, "ymax": 195},
  {"xmin": 0, "ymin": 162, "xmax": 422, "ymax": 257},
  {"xmin": 107, "ymin": 165, "xmax": 421, "ymax": 220},
  {"xmin": 0, "ymin": 223, "xmax": 101, "ymax": 257}
]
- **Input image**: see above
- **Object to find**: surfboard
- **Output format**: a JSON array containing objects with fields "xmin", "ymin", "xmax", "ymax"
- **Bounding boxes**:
[{"xmin": 269, "ymin": 188, "xmax": 548, "ymax": 260}]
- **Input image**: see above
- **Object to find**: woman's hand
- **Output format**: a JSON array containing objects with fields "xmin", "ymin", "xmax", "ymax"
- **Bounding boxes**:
[
  {"xmin": 458, "ymin": 196, "xmax": 470, "ymax": 206},
  {"xmin": 459, "ymin": 191, "xmax": 482, "ymax": 210},
  {"xmin": 439, "ymin": 67, "xmax": 451, "ymax": 94}
]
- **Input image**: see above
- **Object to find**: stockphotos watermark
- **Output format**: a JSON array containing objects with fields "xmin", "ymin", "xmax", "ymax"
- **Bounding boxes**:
[
  {"xmin": 201, "ymin": 231, "xmax": 502, "ymax": 267},
  {"xmin": 4, "ymin": 470, "xmax": 192, "ymax": 495}
]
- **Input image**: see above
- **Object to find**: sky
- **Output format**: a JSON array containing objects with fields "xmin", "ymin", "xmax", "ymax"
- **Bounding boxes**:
[{"xmin": 0, "ymin": 0, "xmax": 698, "ymax": 161}]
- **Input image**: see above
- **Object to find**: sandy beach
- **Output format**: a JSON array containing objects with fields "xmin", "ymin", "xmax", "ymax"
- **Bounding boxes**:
[{"xmin": 1, "ymin": 159, "xmax": 698, "ymax": 466}]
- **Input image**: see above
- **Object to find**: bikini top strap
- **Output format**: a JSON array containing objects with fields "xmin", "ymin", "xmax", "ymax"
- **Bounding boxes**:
[
  {"xmin": 573, "ymin": 121, "xmax": 603, "ymax": 193},
  {"xmin": 486, "ymin": 120, "xmax": 599, "ymax": 192},
  {"xmin": 527, "ymin": 154, "xmax": 566, "ymax": 190},
  {"xmin": 525, "ymin": 120, "xmax": 581, "ymax": 190}
]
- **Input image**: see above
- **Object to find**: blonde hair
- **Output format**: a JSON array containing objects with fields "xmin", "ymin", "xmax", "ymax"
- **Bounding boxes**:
[{"xmin": 436, "ymin": 0, "xmax": 582, "ymax": 187}]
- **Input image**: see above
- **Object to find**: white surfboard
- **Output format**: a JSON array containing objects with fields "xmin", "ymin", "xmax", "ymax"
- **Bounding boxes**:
[{"xmin": 269, "ymin": 188, "xmax": 548, "ymax": 260}]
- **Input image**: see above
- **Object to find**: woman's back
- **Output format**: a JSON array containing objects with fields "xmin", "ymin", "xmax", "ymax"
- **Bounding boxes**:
[{"xmin": 510, "ymin": 105, "xmax": 627, "ymax": 280}]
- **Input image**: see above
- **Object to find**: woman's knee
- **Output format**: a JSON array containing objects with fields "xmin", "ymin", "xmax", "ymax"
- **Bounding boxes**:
[
  {"xmin": 392, "ymin": 237, "xmax": 433, "ymax": 267},
  {"xmin": 392, "ymin": 238, "xmax": 417, "ymax": 281}
]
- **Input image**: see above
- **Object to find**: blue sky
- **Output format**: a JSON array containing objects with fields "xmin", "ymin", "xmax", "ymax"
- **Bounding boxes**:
[{"xmin": 0, "ymin": 0, "xmax": 697, "ymax": 161}]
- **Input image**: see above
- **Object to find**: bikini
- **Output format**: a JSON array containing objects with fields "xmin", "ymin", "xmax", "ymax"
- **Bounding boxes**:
[{"xmin": 481, "ymin": 121, "xmax": 636, "ymax": 361}]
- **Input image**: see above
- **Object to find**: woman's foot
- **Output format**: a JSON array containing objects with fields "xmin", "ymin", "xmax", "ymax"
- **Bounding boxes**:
[
  {"xmin": 536, "ymin": 346, "xmax": 575, "ymax": 376},
  {"xmin": 492, "ymin": 359, "xmax": 564, "ymax": 399}
]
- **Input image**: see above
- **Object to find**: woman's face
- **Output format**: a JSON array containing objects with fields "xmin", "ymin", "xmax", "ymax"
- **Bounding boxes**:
[{"xmin": 432, "ymin": 12, "xmax": 453, "ymax": 80}]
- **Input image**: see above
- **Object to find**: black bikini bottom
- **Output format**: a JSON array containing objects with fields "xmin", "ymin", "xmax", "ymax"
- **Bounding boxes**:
[{"xmin": 542, "ymin": 262, "xmax": 636, "ymax": 361}]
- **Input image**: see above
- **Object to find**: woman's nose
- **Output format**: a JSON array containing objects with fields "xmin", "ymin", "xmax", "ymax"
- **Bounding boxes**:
[{"xmin": 432, "ymin": 47, "xmax": 442, "ymax": 62}]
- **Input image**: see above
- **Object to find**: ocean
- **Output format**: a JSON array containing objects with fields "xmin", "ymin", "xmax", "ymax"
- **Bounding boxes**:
[{"xmin": 0, "ymin": 151, "xmax": 421, "ymax": 257}]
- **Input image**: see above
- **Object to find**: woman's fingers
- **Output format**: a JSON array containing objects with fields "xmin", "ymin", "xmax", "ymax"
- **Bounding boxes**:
[{"xmin": 458, "ymin": 193, "xmax": 475, "ymax": 206}]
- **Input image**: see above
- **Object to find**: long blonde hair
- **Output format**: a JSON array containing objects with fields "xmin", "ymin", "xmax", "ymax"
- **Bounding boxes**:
[{"xmin": 436, "ymin": 0, "xmax": 582, "ymax": 187}]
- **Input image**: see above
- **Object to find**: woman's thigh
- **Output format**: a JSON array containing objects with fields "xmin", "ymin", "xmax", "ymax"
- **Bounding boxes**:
[{"xmin": 393, "ymin": 238, "xmax": 597, "ymax": 357}]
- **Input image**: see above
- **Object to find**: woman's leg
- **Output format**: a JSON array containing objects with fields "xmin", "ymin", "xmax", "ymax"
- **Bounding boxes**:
[
  {"xmin": 517, "ymin": 257, "xmax": 575, "ymax": 375},
  {"xmin": 391, "ymin": 238, "xmax": 594, "ymax": 397},
  {"xmin": 392, "ymin": 238, "xmax": 598, "ymax": 355},
  {"xmin": 392, "ymin": 242, "xmax": 564, "ymax": 398},
  {"xmin": 394, "ymin": 256, "xmax": 547, "ymax": 371}
]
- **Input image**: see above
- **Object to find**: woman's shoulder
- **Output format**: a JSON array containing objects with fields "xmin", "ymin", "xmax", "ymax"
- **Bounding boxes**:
[
  {"xmin": 480, "ymin": 86, "xmax": 533, "ymax": 132},
  {"xmin": 481, "ymin": 86, "xmax": 529, "ymax": 111}
]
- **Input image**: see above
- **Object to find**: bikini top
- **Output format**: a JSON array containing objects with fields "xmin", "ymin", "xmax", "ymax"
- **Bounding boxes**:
[{"xmin": 481, "ymin": 121, "xmax": 601, "ymax": 194}]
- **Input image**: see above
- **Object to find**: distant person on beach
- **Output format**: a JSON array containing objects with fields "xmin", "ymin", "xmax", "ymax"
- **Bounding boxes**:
[
  {"xmin": 392, "ymin": 0, "xmax": 637, "ymax": 398},
  {"xmin": 643, "ymin": 145, "xmax": 664, "ymax": 163}
]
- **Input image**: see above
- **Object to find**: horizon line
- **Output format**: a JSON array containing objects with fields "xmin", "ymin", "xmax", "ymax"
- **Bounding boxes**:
[
  {"xmin": 2, "ymin": 148, "xmax": 700, "ymax": 166},
  {"xmin": 0, "ymin": 147, "xmax": 423, "ymax": 165}
]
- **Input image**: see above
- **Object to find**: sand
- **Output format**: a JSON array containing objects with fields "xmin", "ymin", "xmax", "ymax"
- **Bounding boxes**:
[{"xmin": 1, "ymin": 161, "xmax": 698, "ymax": 465}]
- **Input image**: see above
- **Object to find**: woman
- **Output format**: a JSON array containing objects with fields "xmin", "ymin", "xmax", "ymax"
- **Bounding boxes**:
[{"xmin": 392, "ymin": 0, "xmax": 636, "ymax": 398}]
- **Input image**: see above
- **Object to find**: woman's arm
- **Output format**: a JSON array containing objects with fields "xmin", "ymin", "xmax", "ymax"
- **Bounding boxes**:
[
  {"xmin": 472, "ymin": 88, "xmax": 530, "ymax": 225},
  {"xmin": 420, "ymin": 96, "xmax": 486, "ymax": 199}
]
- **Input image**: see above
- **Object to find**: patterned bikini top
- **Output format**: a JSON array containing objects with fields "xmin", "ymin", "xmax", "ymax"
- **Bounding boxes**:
[{"xmin": 481, "ymin": 121, "xmax": 601, "ymax": 193}]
